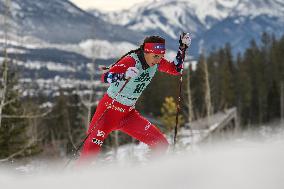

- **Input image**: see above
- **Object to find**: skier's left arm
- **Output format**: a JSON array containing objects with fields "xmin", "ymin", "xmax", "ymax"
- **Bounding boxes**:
[{"xmin": 158, "ymin": 33, "xmax": 191, "ymax": 75}]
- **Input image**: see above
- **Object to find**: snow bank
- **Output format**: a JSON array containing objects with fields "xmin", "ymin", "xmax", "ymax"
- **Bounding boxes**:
[{"xmin": 1, "ymin": 125, "xmax": 284, "ymax": 189}]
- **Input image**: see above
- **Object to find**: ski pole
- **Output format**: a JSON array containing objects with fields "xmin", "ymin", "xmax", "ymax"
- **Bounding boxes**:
[
  {"xmin": 64, "ymin": 79, "xmax": 129, "ymax": 168},
  {"xmin": 173, "ymin": 66, "xmax": 184, "ymax": 148},
  {"xmin": 173, "ymin": 32, "xmax": 190, "ymax": 148}
]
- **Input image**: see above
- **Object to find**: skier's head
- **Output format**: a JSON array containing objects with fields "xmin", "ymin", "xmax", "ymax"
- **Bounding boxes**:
[
  {"xmin": 111, "ymin": 36, "xmax": 166, "ymax": 69},
  {"xmin": 142, "ymin": 36, "xmax": 165, "ymax": 67}
]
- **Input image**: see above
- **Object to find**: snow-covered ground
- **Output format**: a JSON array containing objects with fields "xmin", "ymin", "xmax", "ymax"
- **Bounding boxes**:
[{"xmin": 1, "ymin": 123, "xmax": 284, "ymax": 189}]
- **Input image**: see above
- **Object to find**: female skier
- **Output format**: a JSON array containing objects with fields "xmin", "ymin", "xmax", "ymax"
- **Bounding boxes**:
[{"xmin": 78, "ymin": 33, "xmax": 191, "ymax": 163}]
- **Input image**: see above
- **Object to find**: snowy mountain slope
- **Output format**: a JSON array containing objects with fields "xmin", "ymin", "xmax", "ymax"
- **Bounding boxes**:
[
  {"xmin": 1, "ymin": 0, "xmax": 284, "ymax": 94},
  {"xmin": 0, "ymin": 0, "xmax": 142, "ymax": 93},
  {"xmin": 91, "ymin": 0, "xmax": 284, "ymax": 56},
  {"xmin": 0, "ymin": 0, "xmax": 144, "ymax": 44},
  {"xmin": 229, "ymin": 0, "xmax": 284, "ymax": 19},
  {"xmin": 0, "ymin": 0, "xmax": 144, "ymax": 78},
  {"xmin": 93, "ymin": 0, "xmax": 222, "ymax": 36},
  {"xmin": 98, "ymin": 0, "xmax": 284, "ymax": 33},
  {"xmin": 196, "ymin": 14, "xmax": 284, "ymax": 55},
  {"xmin": 93, "ymin": 0, "xmax": 208, "ymax": 39}
]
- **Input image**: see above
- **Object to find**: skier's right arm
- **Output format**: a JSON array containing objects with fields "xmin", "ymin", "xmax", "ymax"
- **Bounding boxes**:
[{"xmin": 101, "ymin": 56, "xmax": 138, "ymax": 83}]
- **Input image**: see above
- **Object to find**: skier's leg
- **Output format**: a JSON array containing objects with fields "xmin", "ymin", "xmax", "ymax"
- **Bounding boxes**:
[
  {"xmin": 78, "ymin": 113, "xmax": 112, "ymax": 164},
  {"xmin": 77, "ymin": 95, "xmax": 123, "ymax": 165},
  {"xmin": 119, "ymin": 110, "xmax": 169, "ymax": 155}
]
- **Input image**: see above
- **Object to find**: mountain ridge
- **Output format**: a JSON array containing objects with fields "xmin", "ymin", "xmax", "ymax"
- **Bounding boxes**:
[{"xmin": 90, "ymin": 0, "xmax": 284, "ymax": 56}]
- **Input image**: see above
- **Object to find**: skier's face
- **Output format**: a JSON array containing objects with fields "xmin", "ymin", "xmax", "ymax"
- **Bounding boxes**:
[{"xmin": 144, "ymin": 53, "xmax": 164, "ymax": 67}]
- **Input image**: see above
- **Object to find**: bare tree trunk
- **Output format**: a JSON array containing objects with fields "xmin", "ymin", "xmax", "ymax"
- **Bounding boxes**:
[
  {"xmin": 0, "ymin": 0, "xmax": 11, "ymax": 129},
  {"xmin": 203, "ymin": 57, "xmax": 212, "ymax": 120},
  {"xmin": 3, "ymin": 0, "xmax": 10, "ymax": 46},
  {"xmin": 0, "ymin": 53, "xmax": 8, "ymax": 129},
  {"xmin": 281, "ymin": 81, "xmax": 284, "ymax": 125},
  {"xmin": 187, "ymin": 66, "xmax": 194, "ymax": 123},
  {"xmin": 185, "ymin": 64, "xmax": 195, "ymax": 145},
  {"xmin": 258, "ymin": 95, "xmax": 262, "ymax": 125},
  {"xmin": 76, "ymin": 61, "xmax": 97, "ymax": 131},
  {"xmin": 86, "ymin": 104, "xmax": 93, "ymax": 130},
  {"xmin": 113, "ymin": 130, "xmax": 119, "ymax": 160},
  {"xmin": 64, "ymin": 107, "xmax": 76, "ymax": 150}
]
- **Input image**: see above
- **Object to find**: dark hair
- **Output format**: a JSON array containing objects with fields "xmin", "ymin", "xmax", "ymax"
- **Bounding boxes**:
[
  {"xmin": 142, "ymin": 35, "xmax": 165, "ymax": 49},
  {"xmin": 105, "ymin": 36, "xmax": 165, "ymax": 69}
]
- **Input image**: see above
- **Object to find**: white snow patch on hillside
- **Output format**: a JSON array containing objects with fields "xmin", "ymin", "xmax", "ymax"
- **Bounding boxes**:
[
  {"xmin": 0, "ymin": 32, "xmax": 137, "ymax": 60},
  {"xmin": 78, "ymin": 39, "xmax": 137, "ymax": 59}
]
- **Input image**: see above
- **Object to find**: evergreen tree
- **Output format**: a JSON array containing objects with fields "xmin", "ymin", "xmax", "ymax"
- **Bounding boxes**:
[
  {"xmin": 242, "ymin": 40, "xmax": 261, "ymax": 123},
  {"xmin": 137, "ymin": 72, "xmax": 179, "ymax": 116},
  {"xmin": 207, "ymin": 51, "xmax": 220, "ymax": 114},
  {"xmin": 190, "ymin": 54, "xmax": 207, "ymax": 118},
  {"xmin": 42, "ymin": 89, "xmax": 85, "ymax": 156},
  {"xmin": 0, "ymin": 59, "xmax": 40, "ymax": 160},
  {"xmin": 224, "ymin": 43, "xmax": 237, "ymax": 107},
  {"xmin": 188, "ymin": 32, "xmax": 284, "ymax": 126},
  {"xmin": 236, "ymin": 53, "xmax": 252, "ymax": 125},
  {"xmin": 214, "ymin": 44, "xmax": 236, "ymax": 111},
  {"xmin": 267, "ymin": 81, "xmax": 280, "ymax": 120}
]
